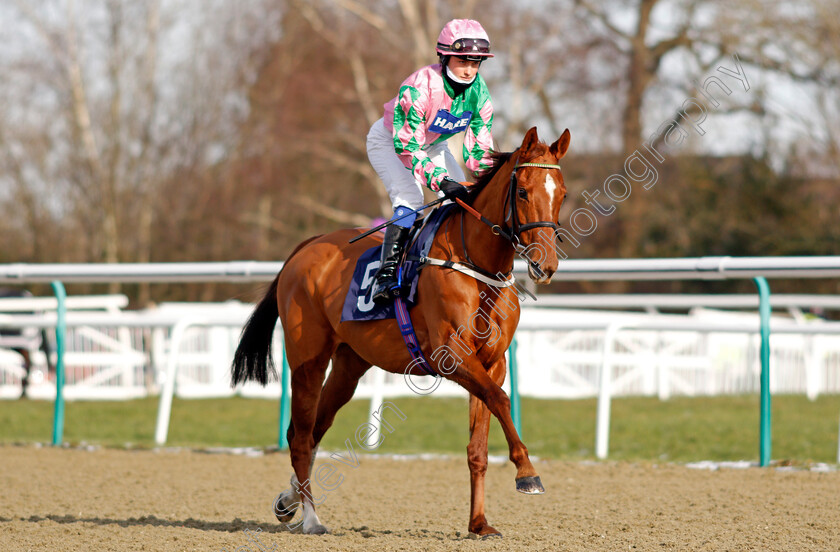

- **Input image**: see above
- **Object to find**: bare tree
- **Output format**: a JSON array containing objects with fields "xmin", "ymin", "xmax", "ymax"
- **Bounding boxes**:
[
  {"xmin": 0, "ymin": 0, "xmax": 281, "ymax": 301},
  {"xmin": 2, "ymin": 0, "xmax": 837, "ymax": 301}
]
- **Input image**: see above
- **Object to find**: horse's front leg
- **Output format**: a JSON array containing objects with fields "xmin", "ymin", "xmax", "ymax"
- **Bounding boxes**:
[
  {"xmin": 467, "ymin": 392, "xmax": 500, "ymax": 537},
  {"xmin": 466, "ymin": 357, "xmax": 508, "ymax": 537},
  {"xmin": 450, "ymin": 361, "xmax": 544, "ymax": 494}
]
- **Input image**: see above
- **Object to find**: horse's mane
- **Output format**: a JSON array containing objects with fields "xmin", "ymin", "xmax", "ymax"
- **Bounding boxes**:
[{"xmin": 468, "ymin": 151, "xmax": 513, "ymax": 202}]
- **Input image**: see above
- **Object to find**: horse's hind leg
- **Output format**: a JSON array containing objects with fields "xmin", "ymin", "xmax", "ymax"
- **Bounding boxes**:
[
  {"xmin": 274, "ymin": 345, "xmax": 371, "ymax": 526},
  {"xmin": 17, "ymin": 349, "xmax": 31, "ymax": 399},
  {"xmin": 284, "ymin": 347, "xmax": 333, "ymax": 534},
  {"xmin": 313, "ymin": 344, "xmax": 371, "ymax": 445}
]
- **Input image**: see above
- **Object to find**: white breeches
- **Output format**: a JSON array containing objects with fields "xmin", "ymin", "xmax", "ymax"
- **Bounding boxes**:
[{"xmin": 366, "ymin": 117, "xmax": 466, "ymax": 211}]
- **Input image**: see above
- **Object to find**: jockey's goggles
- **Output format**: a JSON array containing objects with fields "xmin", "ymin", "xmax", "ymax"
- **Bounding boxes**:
[{"xmin": 439, "ymin": 37, "xmax": 491, "ymax": 56}]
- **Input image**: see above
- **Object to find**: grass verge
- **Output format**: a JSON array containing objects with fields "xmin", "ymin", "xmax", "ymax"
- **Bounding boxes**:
[{"xmin": 0, "ymin": 394, "xmax": 837, "ymax": 463}]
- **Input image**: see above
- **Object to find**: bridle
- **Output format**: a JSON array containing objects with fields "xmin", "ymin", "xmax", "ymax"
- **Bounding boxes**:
[
  {"xmin": 504, "ymin": 160, "xmax": 563, "ymax": 239},
  {"xmin": 457, "ymin": 157, "xmax": 563, "ymax": 275}
]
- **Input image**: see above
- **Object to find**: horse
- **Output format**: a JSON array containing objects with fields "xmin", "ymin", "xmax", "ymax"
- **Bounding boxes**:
[
  {"xmin": 232, "ymin": 126, "xmax": 571, "ymax": 537},
  {"xmin": 0, "ymin": 287, "xmax": 54, "ymax": 399}
]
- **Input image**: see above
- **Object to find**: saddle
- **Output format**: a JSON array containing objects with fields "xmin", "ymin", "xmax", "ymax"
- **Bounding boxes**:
[{"xmin": 340, "ymin": 204, "xmax": 457, "ymax": 322}]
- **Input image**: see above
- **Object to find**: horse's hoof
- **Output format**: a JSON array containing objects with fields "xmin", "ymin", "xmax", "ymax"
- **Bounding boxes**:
[
  {"xmin": 304, "ymin": 523, "xmax": 329, "ymax": 535},
  {"xmin": 515, "ymin": 475, "xmax": 545, "ymax": 494},
  {"xmin": 273, "ymin": 493, "xmax": 298, "ymax": 522},
  {"xmin": 469, "ymin": 523, "xmax": 503, "ymax": 539}
]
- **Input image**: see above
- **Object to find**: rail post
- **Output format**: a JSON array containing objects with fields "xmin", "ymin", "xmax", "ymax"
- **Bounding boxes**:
[
  {"xmin": 754, "ymin": 276, "xmax": 772, "ymax": 466},
  {"xmin": 278, "ymin": 344, "xmax": 291, "ymax": 450},
  {"xmin": 155, "ymin": 317, "xmax": 201, "ymax": 445},
  {"xmin": 50, "ymin": 281, "xmax": 66, "ymax": 446},
  {"xmin": 508, "ymin": 334, "xmax": 522, "ymax": 437},
  {"xmin": 596, "ymin": 323, "xmax": 623, "ymax": 459}
]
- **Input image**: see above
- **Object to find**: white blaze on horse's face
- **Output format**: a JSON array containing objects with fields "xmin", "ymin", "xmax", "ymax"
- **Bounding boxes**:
[{"xmin": 544, "ymin": 174, "xmax": 557, "ymax": 207}]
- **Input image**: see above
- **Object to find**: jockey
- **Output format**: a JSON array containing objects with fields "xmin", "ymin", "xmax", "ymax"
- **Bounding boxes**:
[{"xmin": 366, "ymin": 18, "xmax": 496, "ymax": 303}]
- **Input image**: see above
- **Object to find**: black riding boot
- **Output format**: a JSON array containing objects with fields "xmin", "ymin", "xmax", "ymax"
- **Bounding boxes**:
[{"xmin": 371, "ymin": 224, "xmax": 411, "ymax": 303}]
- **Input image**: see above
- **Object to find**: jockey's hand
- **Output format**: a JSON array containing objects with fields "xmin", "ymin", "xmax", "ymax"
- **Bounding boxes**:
[{"xmin": 439, "ymin": 177, "xmax": 471, "ymax": 202}]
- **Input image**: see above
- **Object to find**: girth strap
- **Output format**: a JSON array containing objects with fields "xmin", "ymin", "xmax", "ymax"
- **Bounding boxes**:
[{"xmin": 393, "ymin": 265, "xmax": 437, "ymax": 377}]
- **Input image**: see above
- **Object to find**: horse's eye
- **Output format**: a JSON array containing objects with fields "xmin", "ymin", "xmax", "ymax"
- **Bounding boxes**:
[{"xmin": 517, "ymin": 188, "xmax": 528, "ymax": 200}]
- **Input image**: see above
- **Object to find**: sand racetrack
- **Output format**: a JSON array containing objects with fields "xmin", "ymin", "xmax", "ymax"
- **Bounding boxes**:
[{"xmin": 2, "ymin": 445, "xmax": 838, "ymax": 551}]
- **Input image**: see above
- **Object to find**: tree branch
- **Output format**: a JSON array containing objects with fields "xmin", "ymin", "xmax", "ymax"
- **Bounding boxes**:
[
  {"xmin": 574, "ymin": 0, "xmax": 631, "ymax": 41},
  {"xmin": 329, "ymin": 0, "xmax": 389, "ymax": 31},
  {"xmin": 290, "ymin": 194, "xmax": 373, "ymax": 227}
]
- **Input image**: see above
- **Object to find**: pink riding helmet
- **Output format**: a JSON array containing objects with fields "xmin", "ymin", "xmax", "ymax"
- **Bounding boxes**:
[{"xmin": 435, "ymin": 19, "xmax": 494, "ymax": 59}]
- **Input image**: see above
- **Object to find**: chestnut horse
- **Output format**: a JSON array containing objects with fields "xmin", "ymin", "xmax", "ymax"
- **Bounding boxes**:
[{"xmin": 232, "ymin": 126, "xmax": 570, "ymax": 537}]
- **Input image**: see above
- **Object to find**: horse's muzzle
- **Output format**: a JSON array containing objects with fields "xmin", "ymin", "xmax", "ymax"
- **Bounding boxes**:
[{"xmin": 527, "ymin": 263, "xmax": 555, "ymax": 284}]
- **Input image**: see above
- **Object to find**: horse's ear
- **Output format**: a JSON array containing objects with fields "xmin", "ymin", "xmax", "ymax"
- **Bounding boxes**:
[
  {"xmin": 520, "ymin": 126, "xmax": 540, "ymax": 154},
  {"xmin": 550, "ymin": 129, "xmax": 571, "ymax": 160}
]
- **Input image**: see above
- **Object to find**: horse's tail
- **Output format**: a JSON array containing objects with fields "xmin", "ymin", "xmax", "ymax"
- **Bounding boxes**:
[
  {"xmin": 231, "ymin": 234, "xmax": 323, "ymax": 387},
  {"xmin": 231, "ymin": 274, "xmax": 280, "ymax": 387}
]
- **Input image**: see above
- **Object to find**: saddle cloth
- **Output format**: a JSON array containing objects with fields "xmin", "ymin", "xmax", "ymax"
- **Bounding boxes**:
[{"xmin": 340, "ymin": 204, "xmax": 457, "ymax": 322}]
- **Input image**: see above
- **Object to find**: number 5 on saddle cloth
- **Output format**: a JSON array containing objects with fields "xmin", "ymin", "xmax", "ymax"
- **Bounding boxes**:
[{"xmin": 341, "ymin": 204, "xmax": 456, "ymax": 324}]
